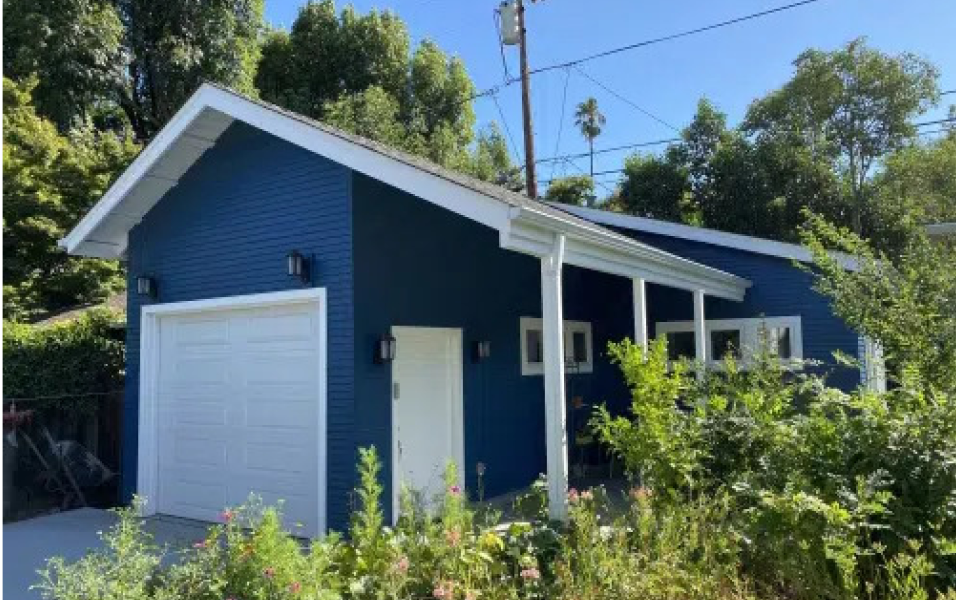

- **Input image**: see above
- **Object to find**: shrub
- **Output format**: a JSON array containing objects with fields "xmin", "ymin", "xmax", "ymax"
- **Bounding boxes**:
[{"xmin": 592, "ymin": 335, "xmax": 956, "ymax": 599}]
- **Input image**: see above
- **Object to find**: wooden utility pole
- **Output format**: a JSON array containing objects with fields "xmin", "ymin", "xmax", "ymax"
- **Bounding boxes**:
[{"xmin": 516, "ymin": 0, "xmax": 538, "ymax": 198}]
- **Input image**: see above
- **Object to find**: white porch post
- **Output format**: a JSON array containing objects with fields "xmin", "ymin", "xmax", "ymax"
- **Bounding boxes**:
[
  {"xmin": 632, "ymin": 278, "xmax": 648, "ymax": 352},
  {"xmin": 693, "ymin": 289, "xmax": 707, "ymax": 380},
  {"xmin": 541, "ymin": 234, "xmax": 569, "ymax": 521}
]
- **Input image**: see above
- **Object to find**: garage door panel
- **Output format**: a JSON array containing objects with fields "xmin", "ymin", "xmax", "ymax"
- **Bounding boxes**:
[
  {"xmin": 154, "ymin": 299, "xmax": 323, "ymax": 537},
  {"xmin": 172, "ymin": 437, "xmax": 228, "ymax": 467},
  {"xmin": 244, "ymin": 400, "xmax": 316, "ymax": 430},
  {"xmin": 169, "ymin": 357, "xmax": 231, "ymax": 384},
  {"xmin": 247, "ymin": 312, "xmax": 316, "ymax": 342},
  {"xmin": 171, "ymin": 317, "xmax": 232, "ymax": 346}
]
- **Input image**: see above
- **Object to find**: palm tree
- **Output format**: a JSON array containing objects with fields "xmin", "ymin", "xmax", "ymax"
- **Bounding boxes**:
[{"xmin": 574, "ymin": 97, "xmax": 606, "ymax": 183}]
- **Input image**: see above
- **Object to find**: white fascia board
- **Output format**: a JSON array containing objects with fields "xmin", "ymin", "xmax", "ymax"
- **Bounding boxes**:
[
  {"xmin": 502, "ymin": 211, "xmax": 750, "ymax": 301},
  {"xmin": 60, "ymin": 93, "xmax": 213, "ymax": 255},
  {"xmin": 557, "ymin": 204, "xmax": 858, "ymax": 270}
]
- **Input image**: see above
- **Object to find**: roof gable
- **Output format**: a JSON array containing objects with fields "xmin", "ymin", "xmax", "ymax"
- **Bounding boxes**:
[{"xmin": 61, "ymin": 84, "xmax": 751, "ymax": 301}]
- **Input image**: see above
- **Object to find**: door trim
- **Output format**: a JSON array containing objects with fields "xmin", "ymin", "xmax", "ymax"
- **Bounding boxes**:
[
  {"xmin": 390, "ymin": 326, "xmax": 464, "ymax": 522},
  {"xmin": 137, "ymin": 288, "xmax": 328, "ymax": 534}
]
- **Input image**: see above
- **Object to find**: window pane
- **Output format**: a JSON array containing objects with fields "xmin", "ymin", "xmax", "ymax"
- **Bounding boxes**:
[
  {"xmin": 665, "ymin": 331, "xmax": 696, "ymax": 361},
  {"xmin": 772, "ymin": 327, "xmax": 791, "ymax": 359},
  {"xmin": 572, "ymin": 331, "xmax": 588, "ymax": 363},
  {"xmin": 711, "ymin": 329, "xmax": 742, "ymax": 360},
  {"xmin": 526, "ymin": 329, "xmax": 543, "ymax": 363}
]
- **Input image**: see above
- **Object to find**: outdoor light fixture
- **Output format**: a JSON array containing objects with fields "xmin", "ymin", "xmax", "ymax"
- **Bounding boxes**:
[
  {"xmin": 374, "ymin": 334, "xmax": 397, "ymax": 365},
  {"xmin": 136, "ymin": 275, "xmax": 156, "ymax": 298},
  {"xmin": 287, "ymin": 250, "xmax": 310, "ymax": 283},
  {"xmin": 472, "ymin": 340, "xmax": 491, "ymax": 363}
]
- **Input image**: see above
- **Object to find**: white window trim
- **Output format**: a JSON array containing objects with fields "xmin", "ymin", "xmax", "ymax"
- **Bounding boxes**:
[
  {"xmin": 520, "ymin": 317, "xmax": 594, "ymax": 376},
  {"xmin": 137, "ymin": 288, "xmax": 328, "ymax": 535},
  {"xmin": 655, "ymin": 316, "xmax": 803, "ymax": 370}
]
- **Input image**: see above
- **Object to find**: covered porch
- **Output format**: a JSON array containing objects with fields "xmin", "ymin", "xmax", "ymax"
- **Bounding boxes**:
[{"xmin": 503, "ymin": 215, "xmax": 750, "ymax": 520}]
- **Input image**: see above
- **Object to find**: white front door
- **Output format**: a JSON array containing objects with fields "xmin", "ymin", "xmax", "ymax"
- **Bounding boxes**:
[
  {"xmin": 154, "ymin": 299, "xmax": 323, "ymax": 536},
  {"xmin": 391, "ymin": 326, "xmax": 464, "ymax": 521}
]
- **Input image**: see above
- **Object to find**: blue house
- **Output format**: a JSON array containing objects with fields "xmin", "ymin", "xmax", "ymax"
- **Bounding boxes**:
[{"xmin": 62, "ymin": 84, "xmax": 875, "ymax": 536}]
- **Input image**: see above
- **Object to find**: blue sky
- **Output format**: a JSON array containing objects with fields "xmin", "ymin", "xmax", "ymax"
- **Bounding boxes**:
[{"xmin": 264, "ymin": 0, "xmax": 956, "ymax": 195}]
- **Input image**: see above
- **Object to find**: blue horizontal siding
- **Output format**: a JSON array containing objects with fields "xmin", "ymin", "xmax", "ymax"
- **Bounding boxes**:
[
  {"xmin": 351, "ymin": 174, "xmax": 634, "ymax": 516},
  {"xmin": 124, "ymin": 122, "xmax": 355, "ymax": 532},
  {"xmin": 616, "ymin": 229, "xmax": 861, "ymax": 390}
]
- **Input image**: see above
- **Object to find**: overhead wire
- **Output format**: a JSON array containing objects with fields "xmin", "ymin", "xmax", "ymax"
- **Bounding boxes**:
[
  {"xmin": 549, "ymin": 67, "xmax": 573, "ymax": 182},
  {"xmin": 573, "ymin": 65, "xmax": 680, "ymax": 132}
]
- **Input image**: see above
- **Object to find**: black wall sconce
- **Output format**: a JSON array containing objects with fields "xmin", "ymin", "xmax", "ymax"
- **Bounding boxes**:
[
  {"xmin": 374, "ymin": 333, "xmax": 397, "ymax": 365},
  {"xmin": 472, "ymin": 340, "xmax": 491, "ymax": 363},
  {"xmin": 287, "ymin": 250, "xmax": 310, "ymax": 284},
  {"xmin": 136, "ymin": 275, "xmax": 157, "ymax": 298}
]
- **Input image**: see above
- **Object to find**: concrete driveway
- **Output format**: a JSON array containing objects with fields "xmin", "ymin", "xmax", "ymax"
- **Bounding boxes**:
[{"xmin": 3, "ymin": 508, "xmax": 209, "ymax": 600}]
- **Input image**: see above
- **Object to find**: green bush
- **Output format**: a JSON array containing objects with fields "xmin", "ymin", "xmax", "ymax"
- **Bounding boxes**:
[
  {"xmin": 593, "ymin": 338, "xmax": 956, "ymax": 600},
  {"xmin": 3, "ymin": 308, "xmax": 124, "ymax": 404}
]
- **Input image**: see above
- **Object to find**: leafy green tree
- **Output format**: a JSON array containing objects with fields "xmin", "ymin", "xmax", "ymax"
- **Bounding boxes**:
[
  {"xmin": 544, "ymin": 176, "xmax": 595, "ymax": 207},
  {"xmin": 744, "ymin": 38, "xmax": 940, "ymax": 235},
  {"xmin": 3, "ymin": 77, "xmax": 139, "ymax": 320},
  {"xmin": 115, "ymin": 0, "xmax": 264, "ymax": 138},
  {"xmin": 574, "ymin": 97, "xmax": 606, "ymax": 187},
  {"xmin": 868, "ymin": 129, "xmax": 956, "ymax": 255},
  {"xmin": 616, "ymin": 152, "xmax": 687, "ymax": 221},
  {"xmin": 2, "ymin": 0, "xmax": 126, "ymax": 131},
  {"xmin": 464, "ymin": 124, "xmax": 524, "ymax": 190},
  {"xmin": 256, "ymin": 1, "xmax": 480, "ymax": 174},
  {"xmin": 801, "ymin": 210, "xmax": 956, "ymax": 393}
]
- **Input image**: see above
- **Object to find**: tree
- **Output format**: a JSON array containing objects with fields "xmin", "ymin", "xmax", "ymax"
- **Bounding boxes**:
[
  {"xmin": 115, "ymin": 0, "xmax": 265, "ymax": 138},
  {"xmin": 744, "ymin": 38, "xmax": 940, "ymax": 235},
  {"xmin": 868, "ymin": 129, "xmax": 956, "ymax": 255},
  {"xmin": 617, "ymin": 152, "xmax": 688, "ymax": 222},
  {"xmin": 574, "ymin": 97, "xmax": 606, "ymax": 189},
  {"xmin": 2, "ymin": 77, "xmax": 140, "ymax": 320},
  {"xmin": 801, "ymin": 210, "xmax": 956, "ymax": 393},
  {"xmin": 545, "ymin": 176, "xmax": 594, "ymax": 206},
  {"xmin": 2, "ymin": 0, "xmax": 127, "ymax": 131},
  {"xmin": 256, "ymin": 1, "xmax": 479, "ymax": 174}
]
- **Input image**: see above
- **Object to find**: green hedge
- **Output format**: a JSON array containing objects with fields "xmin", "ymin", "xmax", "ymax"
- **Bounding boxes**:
[{"xmin": 3, "ymin": 309, "xmax": 125, "ymax": 404}]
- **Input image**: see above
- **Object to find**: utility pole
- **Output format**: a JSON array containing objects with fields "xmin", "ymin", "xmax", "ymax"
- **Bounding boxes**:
[
  {"xmin": 516, "ymin": 0, "xmax": 538, "ymax": 198},
  {"xmin": 500, "ymin": 0, "xmax": 538, "ymax": 198}
]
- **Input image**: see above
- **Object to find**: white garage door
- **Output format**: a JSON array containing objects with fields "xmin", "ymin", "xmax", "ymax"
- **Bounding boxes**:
[{"xmin": 153, "ymin": 297, "xmax": 323, "ymax": 537}]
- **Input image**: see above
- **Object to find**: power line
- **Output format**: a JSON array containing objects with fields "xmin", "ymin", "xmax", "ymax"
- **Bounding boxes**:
[
  {"xmin": 941, "ymin": 89, "xmax": 956, "ymax": 96},
  {"xmin": 493, "ymin": 9, "xmax": 512, "ymax": 82},
  {"xmin": 491, "ymin": 92, "xmax": 523, "ymax": 164},
  {"xmin": 512, "ymin": 0, "xmax": 826, "ymax": 80},
  {"xmin": 914, "ymin": 116, "xmax": 956, "ymax": 128},
  {"xmin": 558, "ymin": 157, "xmax": 616, "ymax": 195},
  {"xmin": 534, "ymin": 137, "xmax": 681, "ymax": 165},
  {"xmin": 549, "ymin": 67, "xmax": 573, "ymax": 181},
  {"xmin": 574, "ymin": 65, "xmax": 680, "ymax": 132}
]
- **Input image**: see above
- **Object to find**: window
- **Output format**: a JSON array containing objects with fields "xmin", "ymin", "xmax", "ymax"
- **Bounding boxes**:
[
  {"xmin": 520, "ymin": 317, "xmax": 594, "ymax": 375},
  {"xmin": 655, "ymin": 316, "xmax": 803, "ymax": 369}
]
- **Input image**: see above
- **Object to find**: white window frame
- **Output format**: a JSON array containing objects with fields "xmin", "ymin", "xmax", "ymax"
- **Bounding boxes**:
[
  {"xmin": 520, "ymin": 317, "xmax": 594, "ymax": 376},
  {"xmin": 655, "ymin": 316, "xmax": 803, "ymax": 370}
]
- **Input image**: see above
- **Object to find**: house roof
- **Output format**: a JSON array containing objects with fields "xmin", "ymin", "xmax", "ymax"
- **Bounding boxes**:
[
  {"xmin": 61, "ymin": 83, "xmax": 751, "ymax": 301},
  {"xmin": 926, "ymin": 222, "xmax": 956, "ymax": 236},
  {"xmin": 555, "ymin": 204, "xmax": 858, "ymax": 269}
]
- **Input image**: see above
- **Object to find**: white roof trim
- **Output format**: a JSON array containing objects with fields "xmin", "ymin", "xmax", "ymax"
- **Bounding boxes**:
[
  {"xmin": 61, "ymin": 84, "xmax": 751, "ymax": 301},
  {"xmin": 556, "ymin": 204, "xmax": 857, "ymax": 270}
]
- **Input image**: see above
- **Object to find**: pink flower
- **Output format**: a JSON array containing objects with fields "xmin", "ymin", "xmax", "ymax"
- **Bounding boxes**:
[
  {"xmin": 445, "ymin": 529, "xmax": 462, "ymax": 547},
  {"xmin": 220, "ymin": 510, "xmax": 235, "ymax": 523},
  {"xmin": 289, "ymin": 581, "xmax": 302, "ymax": 594},
  {"xmin": 580, "ymin": 490, "xmax": 593, "ymax": 501},
  {"xmin": 520, "ymin": 567, "xmax": 541, "ymax": 580},
  {"xmin": 192, "ymin": 539, "xmax": 208, "ymax": 549},
  {"xmin": 263, "ymin": 567, "xmax": 275, "ymax": 579},
  {"xmin": 448, "ymin": 484, "xmax": 462, "ymax": 496},
  {"xmin": 568, "ymin": 488, "xmax": 580, "ymax": 503},
  {"xmin": 465, "ymin": 592, "xmax": 476, "ymax": 600},
  {"xmin": 395, "ymin": 556, "xmax": 410, "ymax": 574}
]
